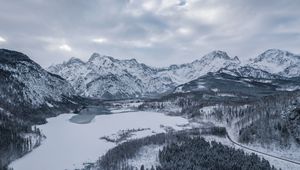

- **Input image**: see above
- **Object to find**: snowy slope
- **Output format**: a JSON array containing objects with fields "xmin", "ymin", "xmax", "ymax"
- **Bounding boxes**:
[
  {"xmin": 48, "ymin": 53, "xmax": 175, "ymax": 99},
  {"xmin": 217, "ymin": 66, "xmax": 283, "ymax": 79},
  {"xmin": 173, "ymin": 72, "xmax": 300, "ymax": 97},
  {"xmin": 48, "ymin": 51, "xmax": 240, "ymax": 99},
  {"xmin": 158, "ymin": 50, "xmax": 241, "ymax": 84},
  {"xmin": 0, "ymin": 49, "xmax": 75, "ymax": 110},
  {"xmin": 248, "ymin": 49, "xmax": 300, "ymax": 77}
]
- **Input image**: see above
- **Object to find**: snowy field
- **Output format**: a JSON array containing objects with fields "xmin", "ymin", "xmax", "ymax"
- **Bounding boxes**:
[{"xmin": 9, "ymin": 111, "xmax": 189, "ymax": 170}]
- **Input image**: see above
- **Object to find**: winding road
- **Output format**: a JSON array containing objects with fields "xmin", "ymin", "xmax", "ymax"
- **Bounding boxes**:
[{"xmin": 226, "ymin": 133, "xmax": 300, "ymax": 166}]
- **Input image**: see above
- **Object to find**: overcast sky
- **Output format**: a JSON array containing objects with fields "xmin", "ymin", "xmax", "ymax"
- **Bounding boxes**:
[{"xmin": 0, "ymin": 0, "xmax": 299, "ymax": 67}]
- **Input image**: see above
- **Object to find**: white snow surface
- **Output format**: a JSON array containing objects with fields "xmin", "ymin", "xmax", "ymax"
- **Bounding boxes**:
[
  {"xmin": 217, "ymin": 93, "xmax": 236, "ymax": 97},
  {"xmin": 9, "ymin": 111, "xmax": 189, "ymax": 170},
  {"xmin": 46, "ymin": 102, "xmax": 54, "ymax": 108},
  {"xmin": 199, "ymin": 105, "xmax": 218, "ymax": 115},
  {"xmin": 277, "ymin": 85, "xmax": 300, "ymax": 91}
]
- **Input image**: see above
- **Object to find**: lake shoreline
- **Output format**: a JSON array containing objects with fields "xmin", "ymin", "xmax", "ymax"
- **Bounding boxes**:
[{"xmin": 9, "ymin": 110, "xmax": 189, "ymax": 170}]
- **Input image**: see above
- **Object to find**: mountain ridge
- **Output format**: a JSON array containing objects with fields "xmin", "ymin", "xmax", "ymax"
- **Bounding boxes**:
[
  {"xmin": 248, "ymin": 49, "xmax": 300, "ymax": 77},
  {"xmin": 48, "ymin": 49, "xmax": 300, "ymax": 99},
  {"xmin": 0, "ymin": 49, "xmax": 79, "ymax": 118}
]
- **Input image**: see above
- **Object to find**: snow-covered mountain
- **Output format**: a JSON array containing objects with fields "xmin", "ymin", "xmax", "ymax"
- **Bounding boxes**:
[
  {"xmin": 48, "ymin": 49, "xmax": 300, "ymax": 99},
  {"xmin": 157, "ymin": 50, "xmax": 241, "ymax": 84},
  {"xmin": 48, "ymin": 53, "xmax": 176, "ymax": 99},
  {"xmin": 0, "ymin": 49, "xmax": 75, "ymax": 112},
  {"xmin": 248, "ymin": 49, "xmax": 300, "ymax": 77},
  {"xmin": 48, "ymin": 51, "xmax": 240, "ymax": 99}
]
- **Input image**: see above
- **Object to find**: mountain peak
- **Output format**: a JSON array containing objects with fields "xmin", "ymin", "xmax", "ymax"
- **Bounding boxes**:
[
  {"xmin": 128, "ymin": 58, "xmax": 138, "ymax": 63},
  {"xmin": 248, "ymin": 49, "xmax": 300, "ymax": 76},
  {"xmin": 263, "ymin": 48, "xmax": 295, "ymax": 54},
  {"xmin": 66, "ymin": 57, "xmax": 84, "ymax": 65},
  {"xmin": 233, "ymin": 56, "xmax": 240, "ymax": 61},
  {"xmin": 253, "ymin": 49, "xmax": 298, "ymax": 63},
  {"xmin": 88, "ymin": 53, "xmax": 116, "ymax": 62},
  {"xmin": 0, "ymin": 49, "xmax": 32, "ymax": 63},
  {"xmin": 88, "ymin": 53, "xmax": 101, "ymax": 61},
  {"xmin": 262, "ymin": 49, "xmax": 285, "ymax": 56},
  {"xmin": 212, "ymin": 50, "xmax": 228, "ymax": 55},
  {"xmin": 90, "ymin": 52, "xmax": 100, "ymax": 57},
  {"xmin": 201, "ymin": 50, "xmax": 231, "ymax": 61}
]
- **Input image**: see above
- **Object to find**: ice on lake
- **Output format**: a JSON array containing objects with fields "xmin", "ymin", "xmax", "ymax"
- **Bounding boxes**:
[{"xmin": 9, "ymin": 111, "xmax": 189, "ymax": 170}]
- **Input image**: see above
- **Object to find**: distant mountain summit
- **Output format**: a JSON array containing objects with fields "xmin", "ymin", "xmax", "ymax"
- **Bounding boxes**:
[
  {"xmin": 158, "ymin": 50, "xmax": 241, "ymax": 84},
  {"xmin": 48, "ymin": 49, "xmax": 300, "ymax": 99},
  {"xmin": 248, "ymin": 49, "xmax": 300, "ymax": 77}
]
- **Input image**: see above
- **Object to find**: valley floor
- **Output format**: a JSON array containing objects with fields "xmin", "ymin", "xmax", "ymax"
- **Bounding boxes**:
[
  {"xmin": 8, "ymin": 101, "xmax": 300, "ymax": 170},
  {"xmin": 9, "ymin": 109, "xmax": 189, "ymax": 170}
]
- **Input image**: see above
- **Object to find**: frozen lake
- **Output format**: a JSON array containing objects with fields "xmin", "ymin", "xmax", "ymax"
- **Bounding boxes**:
[{"xmin": 9, "ymin": 111, "xmax": 188, "ymax": 170}]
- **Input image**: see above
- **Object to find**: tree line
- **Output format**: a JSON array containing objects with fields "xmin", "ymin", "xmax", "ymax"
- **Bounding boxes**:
[
  {"xmin": 140, "ymin": 90, "xmax": 300, "ymax": 146},
  {"xmin": 82, "ymin": 128, "xmax": 275, "ymax": 170},
  {"xmin": 156, "ymin": 137, "xmax": 275, "ymax": 170},
  {"xmin": 0, "ymin": 110, "xmax": 42, "ymax": 169}
]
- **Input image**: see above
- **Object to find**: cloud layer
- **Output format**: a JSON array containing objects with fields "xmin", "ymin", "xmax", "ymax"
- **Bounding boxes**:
[{"xmin": 0, "ymin": 0, "xmax": 299, "ymax": 67}]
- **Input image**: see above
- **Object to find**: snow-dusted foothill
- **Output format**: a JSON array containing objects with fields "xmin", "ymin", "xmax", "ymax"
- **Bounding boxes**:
[{"xmin": 0, "ymin": 49, "xmax": 75, "ymax": 110}]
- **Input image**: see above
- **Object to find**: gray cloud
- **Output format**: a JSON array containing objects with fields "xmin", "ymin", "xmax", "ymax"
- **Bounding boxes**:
[{"xmin": 0, "ymin": 0, "xmax": 299, "ymax": 67}]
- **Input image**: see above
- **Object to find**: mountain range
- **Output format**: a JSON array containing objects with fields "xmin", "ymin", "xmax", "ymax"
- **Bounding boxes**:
[
  {"xmin": 0, "ymin": 48, "xmax": 299, "ymax": 103},
  {"xmin": 48, "ymin": 49, "xmax": 300, "ymax": 99}
]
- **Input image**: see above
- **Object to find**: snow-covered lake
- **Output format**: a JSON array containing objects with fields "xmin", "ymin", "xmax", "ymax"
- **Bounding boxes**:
[{"xmin": 9, "ymin": 111, "xmax": 189, "ymax": 170}]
